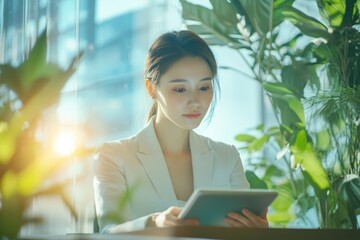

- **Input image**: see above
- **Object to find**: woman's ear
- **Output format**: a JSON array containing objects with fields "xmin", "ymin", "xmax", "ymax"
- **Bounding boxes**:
[{"xmin": 145, "ymin": 79, "xmax": 156, "ymax": 99}]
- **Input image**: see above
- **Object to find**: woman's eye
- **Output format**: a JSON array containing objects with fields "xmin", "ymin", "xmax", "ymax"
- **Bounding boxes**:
[
  {"xmin": 174, "ymin": 88, "xmax": 186, "ymax": 93},
  {"xmin": 199, "ymin": 86, "xmax": 210, "ymax": 91}
]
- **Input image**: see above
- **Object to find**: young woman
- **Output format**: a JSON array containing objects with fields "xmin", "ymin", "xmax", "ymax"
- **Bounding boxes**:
[{"xmin": 93, "ymin": 30, "xmax": 268, "ymax": 233}]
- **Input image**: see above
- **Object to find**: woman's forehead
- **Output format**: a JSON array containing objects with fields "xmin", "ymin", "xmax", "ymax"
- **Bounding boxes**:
[{"xmin": 160, "ymin": 56, "xmax": 213, "ymax": 82}]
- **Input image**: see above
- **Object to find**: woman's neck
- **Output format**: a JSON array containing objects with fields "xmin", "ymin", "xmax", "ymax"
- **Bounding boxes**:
[{"xmin": 153, "ymin": 115, "xmax": 190, "ymax": 155}]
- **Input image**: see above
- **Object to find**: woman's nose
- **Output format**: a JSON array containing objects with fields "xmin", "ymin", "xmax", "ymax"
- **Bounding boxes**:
[{"xmin": 188, "ymin": 91, "xmax": 200, "ymax": 110}]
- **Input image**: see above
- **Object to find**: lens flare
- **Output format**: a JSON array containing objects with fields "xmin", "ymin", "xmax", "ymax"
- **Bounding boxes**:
[{"xmin": 53, "ymin": 131, "xmax": 76, "ymax": 156}]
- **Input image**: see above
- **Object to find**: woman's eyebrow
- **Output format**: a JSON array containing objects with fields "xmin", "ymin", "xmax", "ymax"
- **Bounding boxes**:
[{"xmin": 168, "ymin": 77, "xmax": 212, "ymax": 83}]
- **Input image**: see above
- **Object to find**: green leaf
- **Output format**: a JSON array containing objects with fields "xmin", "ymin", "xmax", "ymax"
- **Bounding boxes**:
[
  {"xmin": 291, "ymin": 129, "xmax": 308, "ymax": 154},
  {"xmin": 296, "ymin": 194, "xmax": 316, "ymax": 213},
  {"xmin": 18, "ymin": 30, "xmax": 47, "ymax": 90},
  {"xmin": 0, "ymin": 194, "xmax": 23, "ymax": 239},
  {"xmin": 0, "ymin": 101, "xmax": 14, "ymax": 122},
  {"xmin": 210, "ymin": 0, "xmax": 238, "ymax": 27},
  {"xmin": 0, "ymin": 53, "xmax": 83, "ymax": 165},
  {"xmin": 0, "ymin": 64, "xmax": 21, "ymax": 95},
  {"xmin": 292, "ymin": 141, "xmax": 330, "ymax": 190},
  {"xmin": 280, "ymin": 94, "xmax": 305, "ymax": 123},
  {"xmin": 289, "ymin": 130, "xmax": 329, "ymax": 190},
  {"xmin": 232, "ymin": 0, "xmax": 273, "ymax": 36},
  {"xmin": 186, "ymin": 24, "xmax": 249, "ymax": 48},
  {"xmin": 263, "ymin": 82, "xmax": 294, "ymax": 95},
  {"xmin": 264, "ymin": 82, "xmax": 305, "ymax": 126},
  {"xmin": 255, "ymin": 124, "xmax": 264, "ymax": 131},
  {"xmin": 306, "ymin": 62, "xmax": 321, "ymax": 91},
  {"xmin": 0, "ymin": 119, "xmax": 22, "ymax": 165},
  {"xmin": 245, "ymin": 170, "xmax": 268, "ymax": 189},
  {"xmin": 312, "ymin": 41, "xmax": 335, "ymax": 59},
  {"xmin": 281, "ymin": 63, "xmax": 308, "ymax": 98},
  {"xmin": 315, "ymin": 129, "xmax": 330, "ymax": 150},
  {"xmin": 271, "ymin": 184, "xmax": 294, "ymax": 211},
  {"xmin": 1, "ymin": 171, "xmax": 22, "ymax": 199},
  {"xmin": 248, "ymin": 135, "xmax": 269, "ymax": 152},
  {"xmin": 234, "ymin": 134, "xmax": 256, "ymax": 143},
  {"xmin": 280, "ymin": 124, "xmax": 293, "ymax": 136},
  {"xmin": 0, "ymin": 130, "xmax": 16, "ymax": 165},
  {"xmin": 338, "ymin": 174, "xmax": 360, "ymax": 211},
  {"xmin": 317, "ymin": 0, "xmax": 346, "ymax": 28},
  {"xmin": 267, "ymin": 210, "xmax": 295, "ymax": 225},
  {"xmin": 263, "ymin": 165, "xmax": 285, "ymax": 181},
  {"xmin": 273, "ymin": 0, "xmax": 296, "ymax": 27},
  {"xmin": 19, "ymin": 51, "xmax": 83, "ymax": 123},
  {"xmin": 180, "ymin": 0, "xmax": 247, "ymax": 49},
  {"xmin": 267, "ymin": 126, "xmax": 281, "ymax": 136},
  {"xmin": 282, "ymin": 6, "xmax": 331, "ymax": 39}
]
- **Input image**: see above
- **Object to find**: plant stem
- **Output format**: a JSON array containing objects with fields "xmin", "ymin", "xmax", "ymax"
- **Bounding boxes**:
[{"xmin": 282, "ymin": 155, "xmax": 298, "ymax": 197}]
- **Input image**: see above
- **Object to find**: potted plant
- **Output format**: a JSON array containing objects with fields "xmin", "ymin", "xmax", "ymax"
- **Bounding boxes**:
[
  {"xmin": 0, "ymin": 29, "xmax": 92, "ymax": 239},
  {"xmin": 180, "ymin": 0, "xmax": 360, "ymax": 228}
]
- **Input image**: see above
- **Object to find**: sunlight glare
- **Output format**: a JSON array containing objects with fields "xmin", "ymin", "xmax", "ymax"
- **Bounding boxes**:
[{"xmin": 53, "ymin": 131, "xmax": 76, "ymax": 156}]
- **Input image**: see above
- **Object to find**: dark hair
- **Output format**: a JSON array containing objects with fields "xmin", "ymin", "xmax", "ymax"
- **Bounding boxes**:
[{"xmin": 144, "ymin": 30, "xmax": 219, "ymax": 122}]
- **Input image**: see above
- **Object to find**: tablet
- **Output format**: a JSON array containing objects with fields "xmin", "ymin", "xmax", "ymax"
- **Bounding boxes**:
[{"xmin": 178, "ymin": 188, "xmax": 278, "ymax": 226}]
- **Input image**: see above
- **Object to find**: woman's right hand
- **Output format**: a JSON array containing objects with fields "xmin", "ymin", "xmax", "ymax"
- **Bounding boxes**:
[{"xmin": 148, "ymin": 206, "xmax": 199, "ymax": 227}]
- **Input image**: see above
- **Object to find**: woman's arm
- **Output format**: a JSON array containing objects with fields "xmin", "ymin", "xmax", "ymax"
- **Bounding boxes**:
[
  {"xmin": 93, "ymin": 143, "xmax": 150, "ymax": 233},
  {"xmin": 229, "ymin": 145, "xmax": 250, "ymax": 189},
  {"xmin": 228, "ymin": 145, "xmax": 269, "ymax": 228}
]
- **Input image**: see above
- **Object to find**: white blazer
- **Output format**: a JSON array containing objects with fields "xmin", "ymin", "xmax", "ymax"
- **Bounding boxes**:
[{"xmin": 93, "ymin": 118, "xmax": 249, "ymax": 233}]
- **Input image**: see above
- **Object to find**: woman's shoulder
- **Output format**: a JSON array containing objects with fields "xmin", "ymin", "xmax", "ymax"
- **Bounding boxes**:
[
  {"xmin": 95, "ymin": 120, "xmax": 158, "ymax": 159},
  {"xmin": 96, "ymin": 134, "xmax": 138, "ymax": 155}
]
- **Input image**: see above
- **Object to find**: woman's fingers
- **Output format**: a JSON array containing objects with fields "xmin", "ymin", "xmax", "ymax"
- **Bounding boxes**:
[
  {"xmin": 156, "ymin": 207, "xmax": 269, "ymax": 228},
  {"xmin": 241, "ymin": 209, "xmax": 269, "ymax": 228},
  {"xmin": 155, "ymin": 207, "xmax": 179, "ymax": 226},
  {"xmin": 155, "ymin": 206, "xmax": 199, "ymax": 227},
  {"xmin": 261, "ymin": 208, "xmax": 268, "ymax": 218},
  {"xmin": 168, "ymin": 206, "xmax": 182, "ymax": 217},
  {"xmin": 226, "ymin": 209, "xmax": 269, "ymax": 228},
  {"xmin": 224, "ymin": 216, "xmax": 246, "ymax": 227},
  {"xmin": 227, "ymin": 212, "xmax": 253, "ymax": 227},
  {"xmin": 182, "ymin": 218, "xmax": 200, "ymax": 225}
]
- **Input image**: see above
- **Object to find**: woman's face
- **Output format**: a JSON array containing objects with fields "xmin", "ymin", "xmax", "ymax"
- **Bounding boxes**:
[{"xmin": 154, "ymin": 56, "xmax": 213, "ymax": 130}]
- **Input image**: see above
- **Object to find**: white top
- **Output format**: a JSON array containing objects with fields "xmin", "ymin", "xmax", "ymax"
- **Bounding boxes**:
[
  {"xmin": 177, "ymin": 200, "xmax": 187, "ymax": 208},
  {"xmin": 93, "ymin": 117, "xmax": 249, "ymax": 233}
]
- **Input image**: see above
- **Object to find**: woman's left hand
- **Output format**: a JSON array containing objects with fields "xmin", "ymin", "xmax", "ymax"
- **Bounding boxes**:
[{"xmin": 224, "ymin": 208, "xmax": 269, "ymax": 228}]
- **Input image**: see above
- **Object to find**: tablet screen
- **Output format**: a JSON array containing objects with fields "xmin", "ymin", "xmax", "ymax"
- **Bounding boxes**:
[{"xmin": 178, "ymin": 188, "xmax": 278, "ymax": 226}]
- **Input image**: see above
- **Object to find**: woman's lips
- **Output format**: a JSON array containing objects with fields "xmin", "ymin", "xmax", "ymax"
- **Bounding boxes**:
[{"xmin": 183, "ymin": 113, "xmax": 201, "ymax": 119}]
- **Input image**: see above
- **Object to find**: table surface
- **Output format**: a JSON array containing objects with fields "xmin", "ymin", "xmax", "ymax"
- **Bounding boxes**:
[{"xmin": 20, "ymin": 227, "xmax": 360, "ymax": 240}]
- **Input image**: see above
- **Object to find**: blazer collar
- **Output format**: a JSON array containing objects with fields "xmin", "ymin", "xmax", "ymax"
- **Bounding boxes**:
[
  {"xmin": 136, "ymin": 118, "xmax": 215, "ymax": 202},
  {"xmin": 189, "ymin": 130, "xmax": 214, "ymax": 189}
]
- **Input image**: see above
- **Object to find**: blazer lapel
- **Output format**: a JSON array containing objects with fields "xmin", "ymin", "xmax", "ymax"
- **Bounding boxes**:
[
  {"xmin": 136, "ymin": 120, "xmax": 177, "ymax": 203},
  {"xmin": 190, "ymin": 131, "xmax": 215, "ymax": 189}
]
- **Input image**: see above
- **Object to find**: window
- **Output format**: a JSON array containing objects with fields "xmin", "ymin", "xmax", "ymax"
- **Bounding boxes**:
[{"xmin": 0, "ymin": 0, "xmax": 261, "ymax": 234}]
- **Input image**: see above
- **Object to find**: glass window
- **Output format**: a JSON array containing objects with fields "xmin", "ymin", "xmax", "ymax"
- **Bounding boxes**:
[{"xmin": 1, "ymin": 0, "xmax": 262, "ymax": 235}]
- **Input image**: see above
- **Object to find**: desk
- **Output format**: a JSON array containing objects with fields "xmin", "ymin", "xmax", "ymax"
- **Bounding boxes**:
[
  {"xmin": 21, "ymin": 227, "xmax": 360, "ymax": 240},
  {"xmin": 127, "ymin": 226, "xmax": 360, "ymax": 240}
]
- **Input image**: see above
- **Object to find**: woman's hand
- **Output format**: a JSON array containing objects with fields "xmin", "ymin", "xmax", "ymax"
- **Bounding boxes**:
[
  {"xmin": 224, "ymin": 208, "xmax": 269, "ymax": 228},
  {"xmin": 148, "ymin": 206, "xmax": 199, "ymax": 228}
]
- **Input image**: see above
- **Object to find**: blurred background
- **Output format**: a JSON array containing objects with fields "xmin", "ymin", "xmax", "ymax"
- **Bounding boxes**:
[{"xmin": 0, "ymin": 0, "xmax": 263, "ymax": 234}]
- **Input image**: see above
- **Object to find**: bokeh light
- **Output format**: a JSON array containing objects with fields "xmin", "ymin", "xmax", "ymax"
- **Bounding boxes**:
[{"xmin": 52, "ymin": 130, "xmax": 77, "ymax": 156}]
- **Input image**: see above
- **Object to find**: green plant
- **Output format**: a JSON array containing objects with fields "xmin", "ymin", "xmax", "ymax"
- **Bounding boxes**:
[
  {"xmin": 0, "ymin": 30, "xmax": 91, "ymax": 239},
  {"xmin": 180, "ymin": 0, "xmax": 360, "ymax": 228}
]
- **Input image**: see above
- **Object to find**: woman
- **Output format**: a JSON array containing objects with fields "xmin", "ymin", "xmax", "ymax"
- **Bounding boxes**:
[{"xmin": 93, "ymin": 30, "xmax": 268, "ymax": 233}]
